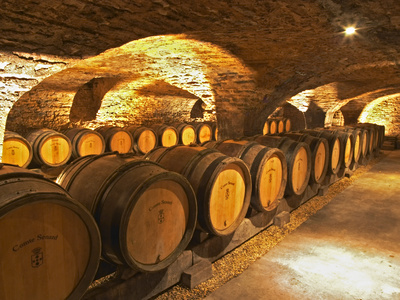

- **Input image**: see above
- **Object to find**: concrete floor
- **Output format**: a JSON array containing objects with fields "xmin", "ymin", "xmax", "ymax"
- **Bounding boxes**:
[{"xmin": 205, "ymin": 150, "xmax": 400, "ymax": 300}]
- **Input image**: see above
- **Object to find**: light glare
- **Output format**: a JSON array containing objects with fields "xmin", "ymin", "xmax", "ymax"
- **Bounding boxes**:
[{"xmin": 345, "ymin": 27, "xmax": 356, "ymax": 35}]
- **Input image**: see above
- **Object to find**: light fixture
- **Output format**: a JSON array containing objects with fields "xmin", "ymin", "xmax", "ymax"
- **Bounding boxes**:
[{"xmin": 344, "ymin": 26, "xmax": 356, "ymax": 36}]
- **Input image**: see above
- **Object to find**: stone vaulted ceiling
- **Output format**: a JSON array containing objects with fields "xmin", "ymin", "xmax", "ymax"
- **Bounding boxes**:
[{"xmin": 1, "ymin": 0, "xmax": 400, "ymax": 139}]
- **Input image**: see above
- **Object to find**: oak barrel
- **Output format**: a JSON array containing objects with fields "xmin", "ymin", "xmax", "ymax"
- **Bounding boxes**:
[
  {"xmin": 203, "ymin": 140, "xmax": 287, "ymax": 212},
  {"xmin": 150, "ymin": 124, "xmax": 179, "ymax": 147},
  {"xmin": 331, "ymin": 126, "xmax": 363, "ymax": 165},
  {"xmin": 263, "ymin": 119, "xmax": 278, "ymax": 135},
  {"xmin": 25, "ymin": 128, "xmax": 72, "ymax": 168},
  {"xmin": 2, "ymin": 131, "xmax": 33, "ymax": 168},
  {"xmin": 355, "ymin": 124, "xmax": 376, "ymax": 156},
  {"xmin": 211, "ymin": 123, "xmax": 218, "ymax": 141},
  {"xmin": 173, "ymin": 123, "xmax": 197, "ymax": 145},
  {"xmin": 251, "ymin": 135, "xmax": 311, "ymax": 197},
  {"xmin": 322, "ymin": 129, "xmax": 354, "ymax": 169},
  {"xmin": 301, "ymin": 129, "xmax": 342, "ymax": 176},
  {"xmin": 284, "ymin": 118, "xmax": 292, "ymax": 133},
  {"xmin": 356, "ymin": 123, "xmax": 384, "ymax": 154},
  {"xmin": 64, "ymin": 128, "xmax": 105, "ymax": 159},
  {"xmin": 0, "ymin": 164, "xmax": 101, "ymax": 300},
  {"xmin": 95, "ymin": 126, "xmax": 133, "ymax": 154},
  {"xmin": 125, "ymin": 126, "xmax": 158, "ymax": 154},
  {"xmin": 57, "ymin": 153, "xmax": 197, "ymax": 272},
  {"xmin": 191, "ymin": 123, "xmax": 213, "ymax": 144},
  {"xmin": 281, "ymin": 133, "xmax": 329, "ymax": 185},
  {"xmin": 145, "ymin": 145, "xmax": 252, "ymax": 236}
]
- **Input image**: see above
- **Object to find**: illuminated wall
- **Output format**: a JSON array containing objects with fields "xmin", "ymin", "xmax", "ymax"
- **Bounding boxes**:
[
  {"xmin": 359, "ymin": 94, "xmax": 400, "ymax": 135},
  {"xmin": 2, "ymin": 35, "xmax": 260, "ymax": 158}
]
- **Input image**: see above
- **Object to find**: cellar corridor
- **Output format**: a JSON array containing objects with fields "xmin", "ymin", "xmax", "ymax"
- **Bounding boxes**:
[{"xmin": 204, "ymin": 149, "xmax": 400, "ymax": 300}]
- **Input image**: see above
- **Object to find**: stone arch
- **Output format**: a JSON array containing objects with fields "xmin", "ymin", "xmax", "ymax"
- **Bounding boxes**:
[
  {"xmin": 6, "ymin": 35, "xmax": 258, "ymax": 140},
  {"xmin": 70, "ymin": 77, "xmax": 121, "ymax": 122},
  {"xmin": 359, "ymin": 93, "xmax": 400, "ymax": 135}
]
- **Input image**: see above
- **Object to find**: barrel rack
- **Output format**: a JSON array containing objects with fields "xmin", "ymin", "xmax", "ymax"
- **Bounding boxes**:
[{"xmin": 83, "ymin": 146, "xmax": 382, "ymax": 300}]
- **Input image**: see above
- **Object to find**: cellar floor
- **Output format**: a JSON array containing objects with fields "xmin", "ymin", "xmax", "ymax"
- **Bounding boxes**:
[{"xmin": 205, "ymin": 150, "xmax": 400, "ymax": 300}]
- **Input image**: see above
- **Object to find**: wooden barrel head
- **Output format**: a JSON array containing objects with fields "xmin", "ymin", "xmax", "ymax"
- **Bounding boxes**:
[
  {"xmin": 277, "ymin": 120, "xmax": 284, "ymax": 133},
  {"xmin": 285, "ymin": 119, "xmax": 291, "ymax": 132},
  {"xmin": 263, "ymin": 121, "xmax": 269, "ymax": 135},
  {"xmin": 331, "ymin": 138, "xmax": 341, "ymax": 171},
  {"xmin": 0, "ymin": 201, "xmax": 93, "ymax": 300},
  {"xmin": 3, "ymin": 137, "xmax": 32, "ymax": 168},
  {"xmin": 353, "ymin": 134, "xmax": 361, "ymax": 162},
  {"xmin": 369, "ymin": 131, "xmax": 374, "ymax": 153},
  {"xmin": 209, "ymin": 163, "xmax": 246, "ymax": 232},
  {"xmin": 137, "ymin": 129, "xmax": 157, "ymax": 154},
  {"xmin": 291, "ymin": 146, "xmax": 308, "ymax": 194},
  {"xmin": 344, "ymin": 136, "xmax": 352, "ymax": 166},
  {"xmin": 126, "ymin": 180, "xmax": 189, "ymax": 265},
  {"xmin": 161, "ymin": 128, "xmax": 178, "ymax": 147},
  {"xmin": 259, "ymin": 154, "xmax": 283, "ymax": 208},
  {"xmin": 213, "ymin": 126, "xmax": 219, "ymax": 141},
  {"xmin": 198, "ymin": 125, "xmax": 212, "ymax": 143},
  {"xmin": 77, "ymin": 132, "xmax": 104, "ymax": 157},
  {"xmin": 269, "ymin": 120, "xmax": 277, "ymax": 134},
  {"xmin": 181, "ymin": 126, "xmax": 196, "ymax": 145},
  {"xmin": 109, "ymin": 131, "xmax": 132, "ymax": 153},
  {"xmin": 314, "ymin": 141, "xmax": 326, "ymax": 182},
  {"xmin": 361, "ymin": 131, "xmax": 368, "ymax": 157},
  {"xmin": 40, "ymin": 135, "xmax": 71, "ymax": 166}
]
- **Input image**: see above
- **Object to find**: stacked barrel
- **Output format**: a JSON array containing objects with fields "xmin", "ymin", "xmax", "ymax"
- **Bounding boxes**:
[
  {"xmin": 57, "ymin": 153, "xmax": 197, "ymax": 272},
  {"xmin": 0, "ymin": 121, "xmax": 386, "ymax": 300},
  {"xmin": 263, "ymin": 118, "xmax": 291, "ymax": 135},
  {"xmin": 145, "ymin": 145, "xmax": 252, "ymax": 236},
  {"xmin": 202, "ymin": 140, "xmax": 287, "ymax": 213},
  {"xmin": 0, "ymin": 163, "xmax": 101, "ymax": 300}
]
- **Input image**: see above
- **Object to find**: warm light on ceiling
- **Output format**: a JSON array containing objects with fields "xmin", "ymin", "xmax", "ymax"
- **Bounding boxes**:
[{"xmin": 345, "ymin": 27, "xmax": 356, "ymax": 36}]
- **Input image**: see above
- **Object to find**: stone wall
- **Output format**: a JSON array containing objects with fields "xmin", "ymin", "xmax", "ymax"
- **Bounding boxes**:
[
  {"xmin": 1, "ymin": 0, "xmax": 400, "ymax": 159},
  {"xmin": 359, "ymin": 94, "xmax": 400, "ymax": 136}
]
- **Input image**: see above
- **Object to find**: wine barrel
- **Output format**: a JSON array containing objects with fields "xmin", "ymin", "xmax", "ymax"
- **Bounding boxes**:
[
  {"xmin": 57, "ymin": 153, "xmax": 197, "ymax": 272},
  {"xmin": 266, "ymin": 118, "xmax": 291, "ymax": 134},
  {"xmin": 323, "ymin": 129, "xmax": 354, "ymax": 169},
  {"xmin": 357, "ymin": 123, "xmax": 383, "ymax": 154},
  {"xmin": 203, "ymin": 139, "xmax": 287, "ymax": 212},
  {"xmin": 173, "ymin": 123, "xmax": 197, "ymax": 145},
  {"xmin": 150, "ymin": 124, "xmax": 179, "ymax": 147},
  {"xmin": 357, "ymin": 127, "xmax": 369, "ymax": 160},
  {"xmin": 281, "ymin": 133, "xmax": 329, "ymax": 185},
  {"xmin": 263, "ymin": 119, "xmax": 278, "ymax": 135},
  {"xmin": 190, "ymin": 123, "xmax": 213, "ymax": 144},
  {"xmin": 250, "ymin": 135, "xmax": 311, "ymax": 197},
  {"xmin": 95, "ymin": 126, "xmax": 133, "ymax": 154},
  {"xmin": 301, "ymin": 129, "xmax": 342, "ymax": 176},
  {"xmin": 2, "ymin": 131, "xmax": 33, "ymax": 168},
  {"xmin": 284, "ymin": 118, "xmax": 291, "ymax": 133},
  {"xmin": 64, "ymin": 128, "xmax": 105, "ymax": 159},
  {"xmin": 262, "ymin": 120, "xmax": 270, "ymax": 135},
  {"xmin": 331, "ymin": 126, "xmax": 363, "ymax": 165},
  {"xmin": 210, "ymin": 122, "xmax": 218, "ymax": 141},
  {"xmin": 377, "ymin": 124, "xmax": 385, "ymax": 148},
  {"xmin": 0, "ymin": 164, "xmax": 101, "ymax": 300},
  {"xmin": 25, "ymin": 128, "xmax": 72, "ymax": 168},
  {"xmin": 145, "ymin": 145, "xmax": 252, "ymax": 236},
  {"xmin": 125, "ymin": 126, "xmax": 158, "ymax": 154},
  {"xmin": 355, "ymin": 124, "xmax": 376, "ymax": 156}
]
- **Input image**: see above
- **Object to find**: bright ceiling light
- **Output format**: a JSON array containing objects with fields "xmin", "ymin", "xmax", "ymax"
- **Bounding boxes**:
[{"xmin": 345, "ymin": 27, "xmax": 356, "ymax": 36}]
